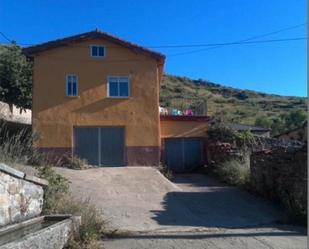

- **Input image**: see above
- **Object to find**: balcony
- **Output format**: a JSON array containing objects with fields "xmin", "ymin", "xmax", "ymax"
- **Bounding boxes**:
[{"xmin": 160, "ymin": 98, "xmax": 207, "ymax": 117}]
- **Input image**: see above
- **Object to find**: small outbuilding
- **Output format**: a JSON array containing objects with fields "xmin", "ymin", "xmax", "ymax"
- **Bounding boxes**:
[{"xmin": 160, "ymin": 115, "xmax": 209, "ymax": 172}]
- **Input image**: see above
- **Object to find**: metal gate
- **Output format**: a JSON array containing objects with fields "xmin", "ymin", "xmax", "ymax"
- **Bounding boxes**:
[
  {"xmin": 165, "ymin": 138, "xmax": 203, "ymax": 172},
  {"xmin": 74, "ymin": 127, "xmax": 125, "ymax": 166}
]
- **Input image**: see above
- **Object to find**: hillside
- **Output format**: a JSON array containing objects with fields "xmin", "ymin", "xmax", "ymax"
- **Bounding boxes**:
[{"xmin": 160, "ymin": 74, "xmax": 307, "ymax": 126}]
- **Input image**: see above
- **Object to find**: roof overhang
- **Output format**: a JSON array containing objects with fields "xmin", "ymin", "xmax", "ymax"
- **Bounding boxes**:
[{"xmin": 22, "ymin": 29, "xmax": 166, "ymax": 63}]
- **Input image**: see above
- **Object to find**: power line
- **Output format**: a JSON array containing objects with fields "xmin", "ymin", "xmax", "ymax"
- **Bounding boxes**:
[
  {"xmin": 0, "ymin": 36, "xmax": 306, "ymax": 63},
  {"xmin": 13, "ymin": 36, "xmax": 304, "ymax": 64},
  {"xmin": 0, "ymin": 23, "xmax": 306, "ymax": 61},
  {"xmin": 0, "ymin": 36, "xmax": 306, "ymax": 51},
  {"xmin": 152, "ymin": 23, "xmax": 307, "ymax": 48},
  {"xmin": 168, "ymin": 23, "xmax": 307, "ymax": 56},
  {"xmin": 168, "ymin": 37, "xmax": 307, "ymax": 57},
  {"xmin": 0, "ymin": 32, "xmax": 13, "ymax": 43},
  {"xmin": 0, "ymin": 22, "xmax": 306, "ymax": 48},
  {"xmin": 168, "ymin": 37, "xmax": 307, "ymax": 49}
]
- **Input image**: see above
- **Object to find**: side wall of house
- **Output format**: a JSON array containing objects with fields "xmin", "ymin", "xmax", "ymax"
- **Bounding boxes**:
[
  {"xmin": 32, "ymin": 38, "xmax": 160, "ymax": 165},
  {"xmin": 160, "ymin": 120, "xmax": 208, "ymax": 138}
]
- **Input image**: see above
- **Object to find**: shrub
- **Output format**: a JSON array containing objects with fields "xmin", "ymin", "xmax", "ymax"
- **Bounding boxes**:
[
  {"xmin": 235, "ymin": 91, "xmax": 249, "ymax": 100},
  {"xmin": 255, "ymin": 115, "xmax": 272, "ymax": 129},
  {"xmin": 37, "ymin": 166, "xmax": 107, "ymax": 248},
  {"xmin": 54, "ymin": 196, "xmax": 107, "ymax": 249},
  {"xmin": 215, "ymin": 159, "xmax": 250, "ymax": 187},
  {"xmin": 281, "ymin": 190, "xmax": 307, "ymax": 226},
  {"xmin": 37, "ymin": 166, "xmax": 70, "ymax": 213},
  {"xmin": 66, "ymin": 156, "xmax": 89, "ymax": 170},
  {"xmin": 0, "ymin": 124, "xmax": 36, "ymax": 165},
  {"xmin": 157, "ymin": 163, "xmax": 173, "ymax": 180}
]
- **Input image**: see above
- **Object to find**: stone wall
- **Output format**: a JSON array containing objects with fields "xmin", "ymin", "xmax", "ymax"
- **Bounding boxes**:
[
  {"xmin": 207, "ymin": 142, "xmax": 249, "ymax": 166},
  {"xmin": 250, "ymin": 146, "xmax": 307, "ymax": 221},
  {"xmin": 0, "ymin": 163, "xmax": 48, "ymax": 227}
]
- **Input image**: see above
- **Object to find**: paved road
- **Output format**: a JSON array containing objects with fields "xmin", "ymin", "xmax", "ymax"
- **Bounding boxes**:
[
  {"xmin": 102, "ymin": 227, "xmax": 306, "ymax": 249},
  {"xmin": 55, "ymin": 167, "xmax": 307, "ymax": 249}
]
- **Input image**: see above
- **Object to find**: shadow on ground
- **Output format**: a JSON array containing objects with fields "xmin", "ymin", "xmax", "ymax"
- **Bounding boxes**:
[{"xmin": 150, "ymin": 174, "xmax": 285, "ymax": 229}]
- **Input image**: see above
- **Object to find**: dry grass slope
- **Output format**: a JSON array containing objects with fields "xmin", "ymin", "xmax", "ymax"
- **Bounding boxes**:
[{"xmin": 161, "ymin": 74, "xmax": 307, "ymax": 124}]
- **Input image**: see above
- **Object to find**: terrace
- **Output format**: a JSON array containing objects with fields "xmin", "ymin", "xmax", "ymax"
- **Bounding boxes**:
[{"xmin": 160, "ymin": 98, "xmax": 208, "ymax": 117}]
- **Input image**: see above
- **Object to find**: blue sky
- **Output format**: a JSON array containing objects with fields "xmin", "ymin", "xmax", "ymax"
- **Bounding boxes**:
[{"xmin": 0, "ymin": 0, "xmax": 307, "ymax": 96}]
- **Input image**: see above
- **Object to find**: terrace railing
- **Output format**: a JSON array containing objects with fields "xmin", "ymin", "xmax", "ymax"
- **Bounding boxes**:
[{"xmin": 160, "ymin": 98, "xmax": 207, "ymax": 116}]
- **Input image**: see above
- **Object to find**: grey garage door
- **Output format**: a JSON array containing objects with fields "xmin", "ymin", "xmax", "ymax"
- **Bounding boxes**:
[
  {"xmin": 74, "ymin": 127, "xmax": 125, "ymax": 166},
  {"xmin": 165, "ymin": 138, "xmax": 203, "ymax": 172}
]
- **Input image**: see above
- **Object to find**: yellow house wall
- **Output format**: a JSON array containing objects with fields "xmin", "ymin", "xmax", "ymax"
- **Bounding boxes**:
[
  {"xmin": 32, "ymin": 38, "xmax": 160, "ymax": 148},
  {"xmin": 160, "ymin": 120, "xmax": 208, "ymax": 138}
]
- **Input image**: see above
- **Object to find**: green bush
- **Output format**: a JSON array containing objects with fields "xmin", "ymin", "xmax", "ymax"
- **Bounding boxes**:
[
  {"xmin": 279, "ymin": 188, "xmax": 307, "ymax": 226},
  {"xmin": 54, "ymin": 196, "xmax": 107, "ymax": 249},
  {"xmin": 37, "ymin": 166, "xmax": 70, "ymax": 213},
  {"xmin": 215, "ymin": 159, "xmax": 250, "ymax": 187}
]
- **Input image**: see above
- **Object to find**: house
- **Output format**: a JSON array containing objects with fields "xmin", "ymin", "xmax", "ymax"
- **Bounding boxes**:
[
  {"xmin": 0, "ymin": 101, "xmax": 31, "ymax": 139},
  {"xmin": 275, "ymin": 122, "xmax": 307, "ymax": 143},
  {"xmin": 0, "ymin": 101, "xmax": 31, "ymax": 125},
  {"xmin": 24, "ymin": 30, "xmax": 209, "ymax": 169},
  {"xmin": 226, "ymin": 123, "xmax": 271, "ymax": 137}
]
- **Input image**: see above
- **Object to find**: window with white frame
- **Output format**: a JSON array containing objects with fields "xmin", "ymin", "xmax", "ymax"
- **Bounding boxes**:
[
  {"xmin": 90, "ymin": 45, "xmax": 105, "ymax": 57},
  {"xmin": 66, "ymin": 74, "xmax": 78, "ymax": 96},
  {"xmin": 108, "ymin": 77, "xmax": 130, "ymax": 97}
]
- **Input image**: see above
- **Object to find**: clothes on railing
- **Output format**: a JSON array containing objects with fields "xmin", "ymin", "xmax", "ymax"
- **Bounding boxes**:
[
  {"xmin": 184, "ymin": 109, "xmax": 193, "ymax": 116},
  {"xmin": 159, "ymin": 106, "xmax": 168, "ymax": 115},
  {"xmin": 159, "ymin": 106, "xmax": 195, "ymax": 116}
]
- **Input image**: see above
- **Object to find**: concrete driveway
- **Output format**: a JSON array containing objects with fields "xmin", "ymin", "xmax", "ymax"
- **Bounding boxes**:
[{"xmin": 55, "ymin": 167, "xmax": 307, "ymax": 249}]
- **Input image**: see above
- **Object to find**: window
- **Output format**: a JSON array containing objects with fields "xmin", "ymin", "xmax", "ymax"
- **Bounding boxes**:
[
  {"xmin": 66, "ymin": 74, "xmax": 78, "ymax": 96},
  {"xmin": 107, "ymin": 77, "xmax": 129, "ymax": 98},
  {"xmin": 90, "ymin": 45, "xmax": 105, "ymax": 57}
]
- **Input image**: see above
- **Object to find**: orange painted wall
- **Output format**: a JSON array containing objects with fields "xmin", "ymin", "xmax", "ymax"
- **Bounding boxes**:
[
  {"xmin": 160, "ymin": 120, "xmax": 208, "ymax": 138},
  {"xmin": 32, "ymin": 38, "xmax": 160, "ymax": 148}
]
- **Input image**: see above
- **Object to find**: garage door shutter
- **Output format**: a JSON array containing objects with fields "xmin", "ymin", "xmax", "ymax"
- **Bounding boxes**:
[
  {"xmin": 74, "ymin": 127, "xmax": 125, "ymax": 166},
  {"xmin": 165, "ymin": 138, "xmax": 203, "ymax": 172}
]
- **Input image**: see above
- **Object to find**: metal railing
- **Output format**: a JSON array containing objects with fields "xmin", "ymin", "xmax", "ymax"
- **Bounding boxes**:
[{"xmin": 160, "ymin": 98, "xmax": 207, "ymax": 116}]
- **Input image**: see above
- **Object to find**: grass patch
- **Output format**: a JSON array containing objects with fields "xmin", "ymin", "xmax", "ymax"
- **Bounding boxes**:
[
  {"xmin": 66, "ymin": 156, "xmax": 90, "ymax": 170},
  {"xmin": 157, "ymin": 163, "xmax": 173, "ymax": 180},
  {"xmin": 55, "ymin": 196, "xmax": 107, "ymax": 249},
  {"xmin": 214, "ymin": 159, "xmax": 250, "ymax": 188},
  {"xmin": 0, "ymin": 124, "xmax": 38, "ymax": 165}
]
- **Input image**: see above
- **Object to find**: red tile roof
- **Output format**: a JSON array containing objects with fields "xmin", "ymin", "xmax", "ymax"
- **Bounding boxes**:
[{"xmin": 23, "ymin": 29, "xmax": 165, "ymax": 62}]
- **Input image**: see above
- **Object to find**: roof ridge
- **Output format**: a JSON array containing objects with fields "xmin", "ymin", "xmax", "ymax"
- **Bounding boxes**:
[{"xmin": 23, "ymin": 30, "xmax": 165, "ymax": 61}]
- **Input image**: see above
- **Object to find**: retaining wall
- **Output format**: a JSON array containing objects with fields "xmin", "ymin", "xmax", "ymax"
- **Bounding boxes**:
[
  {"xmin": 250, "ymin": 146, "xmax": 307, "ymax": 220},
  {"xmin": 0, "ymin": 163, "xmax": 48, "ymax": 226}
]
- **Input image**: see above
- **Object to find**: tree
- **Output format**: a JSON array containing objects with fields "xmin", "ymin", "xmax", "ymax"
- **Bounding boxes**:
[
  {"xmin": 270, "ymin": 117, "xmax": 285, "ymax": 136},
  {"xmin": 255, "ymin": 115, "xmax": 272, "ymax": 128},
  {"xmin": 285, "ymin": 110, "xmax": 307, "ymax": 130},
  {"xmin": 0, "ymin": 44, "xmax": 32, "ymax": 112}
]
